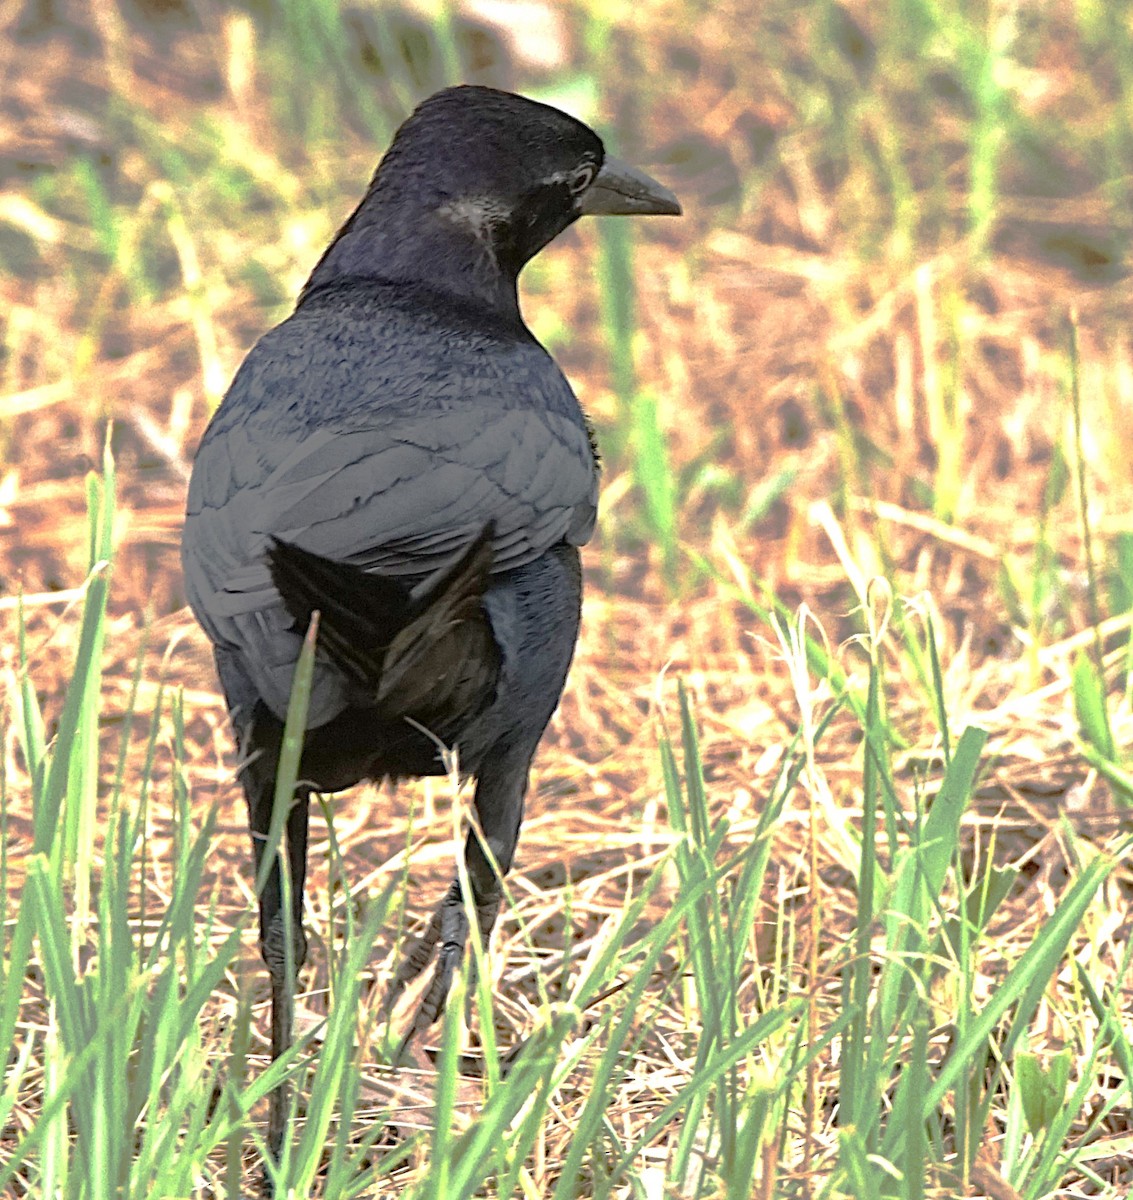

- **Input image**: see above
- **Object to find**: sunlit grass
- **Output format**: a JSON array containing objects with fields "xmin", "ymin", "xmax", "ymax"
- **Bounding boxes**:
[
  {"xmin": 5, "ymin": 455, "xmax": 1130, "ymax": 1194},
  {"xmin": 3, "ymin": 0, "xmax": 1133, "ymax": 1195}
]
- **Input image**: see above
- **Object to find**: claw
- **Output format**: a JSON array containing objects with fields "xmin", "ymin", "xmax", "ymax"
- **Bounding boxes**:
[
  {"xmin": 381, "ymin": 883, "xmax": 454, "ymax": 1019},
  {"xmin": 386, "ymin": 878, "xmax": 502, "ymax": 1063}
]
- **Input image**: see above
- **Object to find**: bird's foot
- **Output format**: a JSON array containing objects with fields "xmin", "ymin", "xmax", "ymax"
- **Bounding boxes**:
[
  {"xmin": 381, "ymin": 879, "xmax": 458, "ymax": 1019},
  {"xmin": 384, "ymin": 879, "xmax": 500, "ymax": 1063}
]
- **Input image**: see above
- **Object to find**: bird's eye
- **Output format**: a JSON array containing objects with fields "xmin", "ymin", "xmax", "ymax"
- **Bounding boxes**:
[{"xmin": 569, "ymin": 163, "xmax": 597, "ymax": 196}]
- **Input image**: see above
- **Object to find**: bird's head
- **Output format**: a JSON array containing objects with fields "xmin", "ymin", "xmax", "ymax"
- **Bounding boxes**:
[{"xmin": 301, "ymin": 86, "xmax": 680, "ymax": 313}]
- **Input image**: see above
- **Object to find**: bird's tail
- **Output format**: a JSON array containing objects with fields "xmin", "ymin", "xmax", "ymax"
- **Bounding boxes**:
[{"xmin": 265, "ymin": 524, "xmax": 501, "ymax": 726}]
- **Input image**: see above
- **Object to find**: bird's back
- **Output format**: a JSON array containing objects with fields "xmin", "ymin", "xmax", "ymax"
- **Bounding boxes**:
[{"xmin": 182, "ymin": 278, "xmax": 598, "ymax": 729}]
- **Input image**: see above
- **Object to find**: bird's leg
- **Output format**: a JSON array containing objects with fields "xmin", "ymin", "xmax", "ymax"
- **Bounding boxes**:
[
  {"xmin": 382, "ymin": 879, "xmax": 456, "ymax": 1015},
  {"xmin": 241, "ymin": 725, "xmax": 311, "ymax": 1169},
  {"xmin": 391, "ymin": 760, "xmax": 524, "ymax": 1058},
  {"xmin": 391, "ymin": 861, "xmax": 502, "ymax": 1059}
]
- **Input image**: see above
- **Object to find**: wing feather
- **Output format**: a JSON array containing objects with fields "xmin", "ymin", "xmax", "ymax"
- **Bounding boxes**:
[{"xmin": 181, "ymin": 295, "xmax": 598, "ymax": 724}]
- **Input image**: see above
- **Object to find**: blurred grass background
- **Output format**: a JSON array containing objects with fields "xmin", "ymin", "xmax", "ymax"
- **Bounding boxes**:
[{"xmin": 3, "ymin": 0, "xmax": 1133, "ymax": 1195}]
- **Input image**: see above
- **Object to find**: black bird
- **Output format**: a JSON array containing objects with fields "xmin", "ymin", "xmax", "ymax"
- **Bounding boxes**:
[{"xmin": 181, "ymin": 85, "xmax": 679, "ymax": 1161}]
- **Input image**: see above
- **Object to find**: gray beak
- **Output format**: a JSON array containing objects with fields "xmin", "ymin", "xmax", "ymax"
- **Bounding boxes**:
[{"xmin": 578, "ymin": 154, "xmax": 682, "ymax": 217}]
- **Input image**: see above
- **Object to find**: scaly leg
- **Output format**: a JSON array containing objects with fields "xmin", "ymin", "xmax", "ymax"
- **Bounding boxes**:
[
  {"xmin": 387, "ymin": 749, "xmax": 527, "ymax": 1057},
  {"xmin": 241, "ymin": 714, "xmax": 311, "ymax": 1170}
]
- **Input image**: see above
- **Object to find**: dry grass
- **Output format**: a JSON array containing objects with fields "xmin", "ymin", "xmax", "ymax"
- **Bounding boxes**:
[{"xmin": 3, "ymin": 1, "xmax": 1133, "ymax": 1195}]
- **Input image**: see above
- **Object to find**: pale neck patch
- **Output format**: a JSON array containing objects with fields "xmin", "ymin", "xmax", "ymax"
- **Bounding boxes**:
[{"xmin": 436, "ymin": 196, "xmax": 510, "ymax": 244}]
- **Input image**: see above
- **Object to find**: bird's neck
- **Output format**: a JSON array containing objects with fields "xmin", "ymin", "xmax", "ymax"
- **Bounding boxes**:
[{"xmin": 298, "ymin": 203, "xmax": 522, "ymax": 320}]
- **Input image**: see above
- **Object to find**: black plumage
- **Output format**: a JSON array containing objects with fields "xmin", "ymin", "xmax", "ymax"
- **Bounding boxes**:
[{"xmin": 181, "ymin": 84, "xmax": 679, "ymax": 1165}]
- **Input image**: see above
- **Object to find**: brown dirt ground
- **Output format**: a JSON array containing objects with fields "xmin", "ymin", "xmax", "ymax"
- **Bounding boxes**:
[{"xmin": 3, "ymin": 2, "xmax": 1133, "ymax": 1194}]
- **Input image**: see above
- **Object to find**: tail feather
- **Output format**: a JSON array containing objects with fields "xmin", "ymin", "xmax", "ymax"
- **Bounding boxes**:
[{"xmin": 266, "ymin": 523, "xmax": 500, "ymax": 727}]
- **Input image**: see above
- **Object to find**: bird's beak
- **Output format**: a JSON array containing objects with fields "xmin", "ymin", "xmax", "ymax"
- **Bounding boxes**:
[{"xmin": 579, "ymin": 155, "xmax": 682, "ymax": 217}]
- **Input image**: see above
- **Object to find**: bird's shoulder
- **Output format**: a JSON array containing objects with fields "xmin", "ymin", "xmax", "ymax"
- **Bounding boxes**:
[
  {"xmin": 202, "ymin": 279, "xmax": 584, "ymax": 442},
  {"xmin": 184, "ymin": 278, "xmax": 599, "ymax": 578}
]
